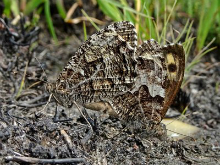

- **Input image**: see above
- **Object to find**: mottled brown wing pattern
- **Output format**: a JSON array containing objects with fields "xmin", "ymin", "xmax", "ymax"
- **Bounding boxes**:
[
  {"xmin": 46, "ymin": 21, "xmax": 185, "ymax": 126},
  {"xmin": 107, "ymin": 40, "xmax": 185, "ymax": 125},
  {"xmin": 111, "ymin": 40, "xmax": 166, "ymax": 123},
  {"xmin": 160, "ymin": 44, "xmax": 185, "ymax": 120},
  {"xmin": 110, "ymin": 91, "xmax": 142, "ymax": 121},
  {"xmin": 46, "ymin": 21, "xmax": 138, "ymax": 108},
  {"xmin": 134, "ymin": 40, "xmax": 185, "ymax": 124},
  {"xmin": 134, "ymin": 40, "xmax": 167, "ymax": 123}
]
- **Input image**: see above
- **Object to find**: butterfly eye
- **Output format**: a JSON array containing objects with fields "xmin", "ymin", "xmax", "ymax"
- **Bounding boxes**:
[
  {"xmin": 58, "ymin": 84, "xmax": 66, "ymax": 91},
  {"xmin": 45, "ymin": 83, "xmax": 54, "ymax": 93}
]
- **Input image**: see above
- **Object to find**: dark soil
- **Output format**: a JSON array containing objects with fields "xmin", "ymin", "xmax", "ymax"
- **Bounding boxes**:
[{"xmin": 0, "ymin": 6, "xmax": 220, "ymax": 165}]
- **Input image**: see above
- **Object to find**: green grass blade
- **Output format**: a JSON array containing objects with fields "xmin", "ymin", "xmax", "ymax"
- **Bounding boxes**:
[
  {"xmin": 56, "ymin": 0, "xmax": 67, "ymax": 19},
  {"xmin": 196, "ymin": 0, "xmax": 218, "ymax": 50},
  {"xmin": 97, "ymin": 0, "xmax": 152, "ymax": 20},
  {"xmin": 185, "ymin": 21, "xmax": 194, "ymax": 41},
  {"xmin": 186, "ymin": 45, "xmax": 216, "ymax": 73},
  {"xmin": 160, "ymin": 0, "xmax": 177, "ymax": 44},
  {"xmin": 187, "ymin": 1, "xmax": 193, "ymax": 17},
  {"xmin": 44, "ymin": 0, "xmax": 57, "ymax": 42},
  {"xmin": 83, "ymin": 21, "xmax": 87, "ymax": 41},
  {"xmin": 143, "ymin": 3, "xmax": 157, "ymax": 39},
  {"xmin": 16, "ymin": 62, "xmax": 28, "ymax": 98},
  {"xmin": 183, "ymin": 36, "xmax": 195, "ymax": 61},
  {"xmin": 24, "ymin": 0, "xmax": 44, "ymax": 15},
  {"xmin": 11, "ymin": 0, "xmax": 19, "ymax": 16},
  {"xmin": 120, "ymin": 0, "xmax": 135, "ymax": 22},
  {"xmin": 81, "ymin": 9, "xmax": 100, "ymax": 31},
  {"xmin": 153, "ymin": 21, "xmax": 160, "ymax": 42},
  {"xmin": 96, "ymin": 0, "xmax": 122, "ymax": 21},
  {"xmin": 175, "ymin": 19, "xmax": 190, "ymax": 43},
  {"xmin": 3, "ymin": 0, "xmax": 12, "ymax": 17}
]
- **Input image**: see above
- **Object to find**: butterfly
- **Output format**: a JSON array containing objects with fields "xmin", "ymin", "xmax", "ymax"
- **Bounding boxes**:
[{"xmin": 46, "ymin": 21, "xmax": 185, "ymax": 126}]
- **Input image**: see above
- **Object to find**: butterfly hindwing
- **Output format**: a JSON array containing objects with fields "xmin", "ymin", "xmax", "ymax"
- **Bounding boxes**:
[
  {"xmin": 134, "ymin": 40, "xmax": 185, "ymax": 123},
  {"xmin": 161, "ymin": 43, "xmax": 185, "ymax": 119}
]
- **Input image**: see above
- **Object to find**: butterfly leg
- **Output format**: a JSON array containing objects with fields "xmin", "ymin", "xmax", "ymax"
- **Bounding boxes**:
[
  {"xmin": 53, "ymin": 103, "xmax": 72, "ymax": 123},
  {"xmin": 81, "ymin": 107, "xmax": 98, "ymax": 130},
  {"xmin": 80, "ymin": 107, "xmax": 100, "ymax": 145},
  {"xmin": 82, "ymin": 102, "xmax": 115, "ymax": 132}
]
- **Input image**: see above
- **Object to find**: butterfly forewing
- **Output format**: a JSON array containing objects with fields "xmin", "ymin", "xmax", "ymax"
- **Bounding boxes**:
[{"xmin": 106, "ymin": 21, "xmax": 137, "ymax": 48}]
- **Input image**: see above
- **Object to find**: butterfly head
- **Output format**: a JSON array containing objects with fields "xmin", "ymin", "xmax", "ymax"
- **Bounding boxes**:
[
  {"xmin": 45, "ymin": 82, "xmax": 59, "ymax": 103},
  {"xmin": 45, "ymin": 81, "xmax": 73, "ymax": 108},
  {"xmin": 45, "ymin": 82, "xmax": 56, "ymax": 93}
]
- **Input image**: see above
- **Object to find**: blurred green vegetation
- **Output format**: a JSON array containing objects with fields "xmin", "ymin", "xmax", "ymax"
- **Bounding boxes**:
[
  {"xmin": 97, "ymin": 0, "xmax": 219, "ymax": 50},
  {"xmin": 1, "ymin": 0, "xmax": 219, "ymax": 77},
  {"xmin": 96, "ymin": 0, "xmax": 219, "ymax": 82},
  {"xmin": 2, "ymin": 0, "xmax": 67, "ymax": 42},
  {"xmin": 180, "ymin": 0, "xmax": 220, "ymax": 51}
]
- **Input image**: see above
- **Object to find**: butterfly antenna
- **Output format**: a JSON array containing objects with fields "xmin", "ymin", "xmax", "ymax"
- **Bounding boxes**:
[
  {"xmin": 33, "ymin": 56, "xmax": 53, "ymax": 111},
  {"xmin": 34, "ymin": 56, "xmax": 48, "ymax": 83}
]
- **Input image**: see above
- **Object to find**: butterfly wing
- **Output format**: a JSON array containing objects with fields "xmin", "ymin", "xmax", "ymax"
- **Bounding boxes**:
[
  {"xmin": 161, "ymin": 43, "xmax": 185, "ymax": 119},
  {"xmin": 134, "ymin": 40, "xmax": 185, "ymax": 124},
  {"xmin": 51, "ymin": 21, "xmax": 137, "ymax": 107}
]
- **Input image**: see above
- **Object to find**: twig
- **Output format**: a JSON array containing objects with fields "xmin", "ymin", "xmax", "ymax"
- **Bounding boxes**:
[
  {"xmin": 80, "ymin": 128, "xmax": 94, "ymax": 145},
  {"xmin": 16, "ymin": 93, "xmax": 48, "ymax": 103},
  {"xmin": 15, "ymin": 89, "xmax": 49, "ymax": 108},
  {"xmin": 5, "ymin": 156, "xmax": 86, "ymax": 164},
  {"xmin": 15, "ymin": 101, "xmax": 47, "ymax": 108},
  {"xmin": 60, "ymin": 129, "xmax": 73, "ymax": 149},
  {"xmin": 7, "ymin": 108, "xmax": 27, "ymax": 121},
  {"xmin": 15, "ymin": 90, "xmax": 39, "ymax": 100}
]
